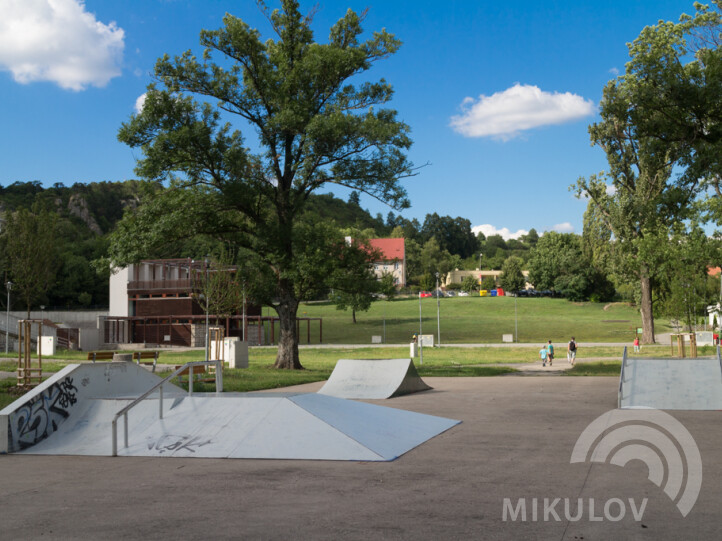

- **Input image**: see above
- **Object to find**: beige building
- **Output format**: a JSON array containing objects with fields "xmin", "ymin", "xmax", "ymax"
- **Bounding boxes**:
[{"xmin": 444, "ymin": 269, "xmax": 531, "ymax": 289}]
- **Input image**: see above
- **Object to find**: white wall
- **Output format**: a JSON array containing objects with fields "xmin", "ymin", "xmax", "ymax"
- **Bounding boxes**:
[{"xmin": 109, "ymin": 266, "xmax": 130, "ymax": 317}]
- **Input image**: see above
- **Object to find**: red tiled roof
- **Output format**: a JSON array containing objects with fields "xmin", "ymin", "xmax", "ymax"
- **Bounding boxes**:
[
  {"xmin": 709, "ymin": 267, "xmax": 721, "ymax": 276},
  {"xmin": 368, "ymin": 238, "xmax": 405, "ymax": 261}
]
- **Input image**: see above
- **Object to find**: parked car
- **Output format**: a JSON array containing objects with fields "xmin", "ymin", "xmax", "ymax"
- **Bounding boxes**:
[
  {"xmin": 431, "ymin": 290, "xmax": 446, "ymax": 298},
  {"xmin": 446, "ymin": 290, "xmax": 457, "ymax": 297},
  {"xmin": 458, "ymin": 291, "xmax": 470, "ymax": 296},
  {"xmin": 419, "ymin": 291, "xmax": 432, "ymax": 298}
]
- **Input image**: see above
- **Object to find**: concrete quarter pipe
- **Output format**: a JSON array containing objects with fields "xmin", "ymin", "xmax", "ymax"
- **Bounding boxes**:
[{"xmin": 317, "ymin": 358, "xmax": 432, "ymax": 399}]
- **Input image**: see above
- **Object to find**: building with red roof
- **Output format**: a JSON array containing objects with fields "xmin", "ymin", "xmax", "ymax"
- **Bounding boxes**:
[{"xmin": 368, "ymin": 238, "xmax": 406, "ymax": 287}]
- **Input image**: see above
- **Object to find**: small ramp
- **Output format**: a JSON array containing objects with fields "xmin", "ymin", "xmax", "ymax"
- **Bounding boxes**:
[
  {"xmin": 318, "ymin": 358, "xmax": 432, "ymax": 399},
  {"xmin": 619, "ymin": 352, "xmax": 722, "ymax": 410}
]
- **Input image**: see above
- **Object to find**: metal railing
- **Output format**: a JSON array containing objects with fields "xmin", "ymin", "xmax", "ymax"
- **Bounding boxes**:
[
  {"xmin": 718, "ymin": 346, "xmax": 721, "ymax": 381},
  {"xmin": 111, "ymin": 360, "xmax": 223, "ymax": 456},
  {"xmin": 618, "ymin": 346, "xmax": 628, "ymax": 408},
  {"xmin": 127, "ymin": 279, "xmax": 192, "ymax": 291}
]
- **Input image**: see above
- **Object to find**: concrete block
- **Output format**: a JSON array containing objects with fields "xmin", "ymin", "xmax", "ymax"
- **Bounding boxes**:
[{"xmin": 38, "ymin": 336, "xmax": 55, "ymax": 356}]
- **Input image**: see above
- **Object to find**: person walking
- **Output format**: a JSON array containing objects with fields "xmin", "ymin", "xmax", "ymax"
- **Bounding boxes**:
[
  {"xmin": 547, "ymin": 340, "xmax": 554, "ymax": 366},
  {"xmin": 567, "ymin": 337, "xmax": 577, "ymax": 365},
  {"xmin": 539, "ymin": 344, "xmax": 548, "ymax": 366},
  {"xmin": 633, "ymin": 336, "xmax": 640, "ymax": 353}
]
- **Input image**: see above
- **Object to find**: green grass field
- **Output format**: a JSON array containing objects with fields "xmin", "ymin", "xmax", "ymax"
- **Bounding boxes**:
[
  {"xmin": 0, "ymin": 296, "xmax": 691, "ymax": 408},
  {"xmin": 295, "ymin": 296, "xmax": 658, "ymax": 344}
]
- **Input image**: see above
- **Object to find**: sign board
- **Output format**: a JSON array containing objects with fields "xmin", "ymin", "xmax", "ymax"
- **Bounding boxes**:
[
  {"xmin": 637, "ymin": 328, "xmax": 643, "ymax": 334},
  {"xmin": 502, "ymin": 334, "xmax": 514, "ymax": 343},
  {"xmin": 371, "ymin": 335, "xmax": 382, "ymax": 344},
  {"xmin": 419, "ymin": 334, "xmax": 434, "ymax": 347}
]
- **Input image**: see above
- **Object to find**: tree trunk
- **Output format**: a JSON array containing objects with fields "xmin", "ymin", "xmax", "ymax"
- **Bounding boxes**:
[
  {"xmin": 639, "ymin": 269, "xmax": 655, "ymax": 344},
  {"xmin": 352, "ymin": 309, "xmax": 356, "ymax": 324},
  {"xmin": 274, "ymin": 288, "xmax": 303, "ymax": 369}
]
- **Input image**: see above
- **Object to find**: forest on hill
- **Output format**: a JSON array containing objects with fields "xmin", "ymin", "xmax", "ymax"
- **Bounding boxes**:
[{"xmin": 0, "ymin": 180, "xmax": 516, "ymax": 310}]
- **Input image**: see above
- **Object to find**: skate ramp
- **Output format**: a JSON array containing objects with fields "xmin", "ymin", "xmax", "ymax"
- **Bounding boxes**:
[
  {"xmin": 12, "ymin": 393, "xmax": 459, "ymax": 461},
  {"xmin": 0, "ymin": 362, "xmax": 185, "ymax": 454},
  {"xmin": 318, "ymin": 358, "xmax": 432, "ymax": 400},
  {"xmin": 619, "ymin": 357, "xmax": 722, "ymax": 410}
]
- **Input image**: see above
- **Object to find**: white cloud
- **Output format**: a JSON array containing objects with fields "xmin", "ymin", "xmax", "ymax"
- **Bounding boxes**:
[
  {"xmin": 552, "ymin": 222, "xmax": 575, "ymax": 233},
  {"xmin": 606, "ymin": 184, "xmax": 617, "ymax": 196},
  {"xmin": 609, "ymin": 67, "xmax": 620, "ymax": 76},
  {"xmin": 472, "ymin": 224, "xmax": 529, "ymax": 241},
  {"xmin": 0, "ymin": 0, "xmax": 124, "ymax": 91},
  {"xmin": 450, "ymin": 83, "xmax": 596, "ymax": 140},
  {"xmin": 134, "ymin": 93, "xmax": 146, "ymax": 113}
]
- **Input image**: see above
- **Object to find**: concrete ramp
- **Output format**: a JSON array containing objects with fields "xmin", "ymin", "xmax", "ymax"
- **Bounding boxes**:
[
  {"xmin": 12, "ymin": 393, "xmax": 459, "ymax": 461},
  {"xmin": 1, "ymin": 363, "xmax": 458, "ymax": 461},
  {"xmin": 318, "ymin": 358, "xmax": 432, "ymax": 399},
  {"xmin": 619, "ymin": 357, "xmax": 722, "ymax": 410},
  {"xmin": 0, "ymin": 362, "xmax": 184, "ymax": 453}
]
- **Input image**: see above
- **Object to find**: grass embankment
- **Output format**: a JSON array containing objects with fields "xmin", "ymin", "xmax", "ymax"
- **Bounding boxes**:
[
  {"xmin": 566, "ymin": 361, "xmax": 622, "ymax": 376},
  {"xmin": 295, "ymin": 296, "xmax": 660, "ymax": 344},
  {"xmin": 0, "ymin": 346, "xmax": 523, "ymax": 408}
]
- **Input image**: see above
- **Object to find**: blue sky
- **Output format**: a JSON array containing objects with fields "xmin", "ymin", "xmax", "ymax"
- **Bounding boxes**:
[{"xmin": 0, "ymin": 0, "xmax": 701, "ymax": 239}]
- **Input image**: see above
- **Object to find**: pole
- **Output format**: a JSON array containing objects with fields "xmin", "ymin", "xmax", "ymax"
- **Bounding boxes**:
[
  {"xmin": 5, "ymin": 281, "xmax": 11, "ymax": 354},
  {"xmin": 435, "ymin": 272, "xmax": 441, "ymax": 346},
  {"xmin": 515, "ymin": 294, "xmax": 518, "ymax": 342},
  {"xmin": 204, "ymin": 257, "xmax": 210, "ymax": 363},
  {"xmin": 242, "ymin": 283, "xmax": 246, "ymax": 342},
  {"xmin": 418, "ymin": 292, "xmax": 423, "ymax": 365},
  {"xmin": 383, "ymin": 302, "xmax": 386, "ymax": 344}
]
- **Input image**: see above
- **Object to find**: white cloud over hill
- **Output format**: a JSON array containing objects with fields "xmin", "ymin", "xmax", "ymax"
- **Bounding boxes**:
[{"xmin": 0, "ymin": 0, "xmax": 124, "ymax": 91}]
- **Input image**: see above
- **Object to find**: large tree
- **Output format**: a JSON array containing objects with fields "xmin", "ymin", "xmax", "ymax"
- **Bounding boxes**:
[
  {"xmin": 111, "ymin": 1, "xmax": 414, "ymax": 368},
  {"xmin": 2, "ymin": 206, "xmax": 58, "ymax": 317},
  {"xmin": 573, "ymin": 4, "xmax": 720, "ymax": 343}
]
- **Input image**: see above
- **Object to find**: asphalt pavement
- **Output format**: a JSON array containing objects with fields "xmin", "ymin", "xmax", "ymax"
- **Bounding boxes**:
[{"xmin": 1, "ymin": 376, "xmax": 720, "ymax": 540}]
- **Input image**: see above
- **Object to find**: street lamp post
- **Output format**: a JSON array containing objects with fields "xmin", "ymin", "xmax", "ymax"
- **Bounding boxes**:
[
  {"xmin": 435, "ymin": 272, "xmax": 441, "ymax": 346},
  {"xmin": 5, "ymin": 281, "xmax": 12, "ymax": 354},
  {"xmin": 204, "ymin": 256, "xmax": 210, "ymax": 363}
]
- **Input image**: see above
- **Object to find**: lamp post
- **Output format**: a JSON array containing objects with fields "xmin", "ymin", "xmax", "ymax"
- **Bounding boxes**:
[
  {"xmin": 5, "ymin": 281, "xmax": 12, "ymax": 354},
  {"xmin": 204, "ymin": 256, "xmax": 210, "ymax": 363},
  {"xmin": 435, "ymin": 272, "xmax": 441, "ymax": 346},
  {"xmin": 479, "ymin": 253, "xmax": 482, "ymax": 270}
]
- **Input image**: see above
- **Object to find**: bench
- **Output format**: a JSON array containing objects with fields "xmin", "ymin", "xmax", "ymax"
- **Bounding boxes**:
[
  {"xmin": 87, "ymin": 351, "xmax": 115, "ymax": 362},
  {"xmin": 174, "ymin": 363, "xmax": 215, "ymax": 384},
  {"xmin": 133, "ymin": 351, "xmax": 159, "ymax": 373}
]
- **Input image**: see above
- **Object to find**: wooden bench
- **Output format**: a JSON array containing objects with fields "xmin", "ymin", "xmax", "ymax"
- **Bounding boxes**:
[
  {"xmin": 87, "ymin": 351, "xmax": 116, "ymax": 362},
  {"xmin": 174, "ymin": 363, "xmax": 216, "ymax": 384},
  {"xmin": 133, "ymin": 351, "xmax": 159, "ymax": 373}
]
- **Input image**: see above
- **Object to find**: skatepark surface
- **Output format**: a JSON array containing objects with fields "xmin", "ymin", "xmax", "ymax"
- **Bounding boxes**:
[{"xmin": 2, "ymin": 376, "xmax": 722, "ymax": 540}]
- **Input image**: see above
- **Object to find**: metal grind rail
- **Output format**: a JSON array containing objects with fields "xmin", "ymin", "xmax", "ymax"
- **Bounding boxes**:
[
  {"xmin": 617, "ymin": 346, "xmax": 628, "ymax": 408},
  {"xmin": 111, "ymin": 360, "xmax": 223, "ymax": 456}
]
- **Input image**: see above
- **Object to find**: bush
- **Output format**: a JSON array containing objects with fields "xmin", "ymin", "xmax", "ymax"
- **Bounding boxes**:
[{"xmin": 446, "ymin": 282, "xmax": 463, "ymax": 290}]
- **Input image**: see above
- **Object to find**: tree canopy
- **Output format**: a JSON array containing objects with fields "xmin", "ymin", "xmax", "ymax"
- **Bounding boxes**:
[
  {"xmin": 573, "ymin": 2, "xmax": 722, "ymax": 342},
  {"xmin": 111, "ymin": 1, "xmax": 414, "ymax": 368}
]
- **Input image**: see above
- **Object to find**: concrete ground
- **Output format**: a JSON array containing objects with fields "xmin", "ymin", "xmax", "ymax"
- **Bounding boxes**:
[{"xmin": 1, "ymin": 376, "xmax": 720, "ymax": 540}]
